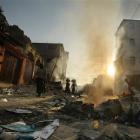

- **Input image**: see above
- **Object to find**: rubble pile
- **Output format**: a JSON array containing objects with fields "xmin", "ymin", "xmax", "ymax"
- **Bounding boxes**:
[
  {"xmin": 60, "ymin": 101, "xmax": 94, "ymax": 119},
  {"xmin": 0, "ymin": 108, "xmax": 46, "ymax": 125},
  {"xmin": 119, "ymin": 89, "xmax": 140, "ymax": 125},
  {"xmin": 94, "ymin": 123, "xmax": 140, "ymax": 140},
  {"xmin": 0, "ymin": 85, "xmax": 140, "ymax": 140},
  {"xmin": 95, "ymin": 99, "xmax": 123, "ymax": 121},
  {"xmin": 0, "ymin": 85, "xmax": 36, "ymax": 95},
  {"xmin": 49, "ymin": 121, "xmax": 140, "ymax": 140}
]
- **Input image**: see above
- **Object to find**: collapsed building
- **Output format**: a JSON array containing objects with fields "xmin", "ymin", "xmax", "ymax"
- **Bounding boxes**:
[
  {"xmin": 0, "ymin": 8, "xmax": 43, "ymax": 85},
  {"xmin": 0, "ymin": 30, "xmax": 43, "ymax": 85},
  {"xmin": 32, "ymin": 43, "xmax": 69, "ymax": 82},
  {"xmin": 0, "ymin": 9, "xmax": 68, "ymax": 85},
  {"xmin": 115, "ymin": 19, "xmax": 140, "ymax": 95}
]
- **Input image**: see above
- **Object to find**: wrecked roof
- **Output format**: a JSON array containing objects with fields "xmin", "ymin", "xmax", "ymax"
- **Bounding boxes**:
[{"xmin": 32, "ymin": 43, "xmax": 65, "ymax": 61}]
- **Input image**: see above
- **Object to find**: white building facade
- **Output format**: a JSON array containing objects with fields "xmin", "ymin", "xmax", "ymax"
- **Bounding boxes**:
[{"xmin": 115, "ymin": 19, "xmax": 140, "ymax": 95}]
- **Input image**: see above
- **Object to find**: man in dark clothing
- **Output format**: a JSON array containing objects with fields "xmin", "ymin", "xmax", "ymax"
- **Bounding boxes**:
[
  {"xmin": 71, "ymin": 79, "xmax": 77, "ymax": 96},
  {"xmin": 65, "ymin": 78, "xmax": 71, "ymax": 95},
  {"xmin": 35, "ymin": 64, "xmax": 46, "ymax": 97}
]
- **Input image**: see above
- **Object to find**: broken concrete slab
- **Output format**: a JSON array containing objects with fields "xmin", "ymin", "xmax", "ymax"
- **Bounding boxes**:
[
  {"xmin": 95, "ymin": 99, "xmax": 123, "ymax": 120},
  {"xmin": 6, "ymin": 109, "xmax": 32, "ymax": 114},
  {"xmin": 31, "ymin": 119, "xmax": 59, "ymax": 140},
  {"xmin": 1, "ymin": 88, "xmax": 15, "ymax": 94},
  {"xmin": 120, "ymin": 93, "xmax": 140, "ymax": 115},
  {"xmin": 95, "ymin": 123, "xmax": 140, "ymax": 140},
  {"xmin": 60, "ymin": 101, "xmax": 94, "ymax": 119},
  {"xmin": 77, "ymin": 130, "xmax": 100, "ymax": 140},
  {"xmin": 49, "ymin": 124, "xmax": 78, "ymax": 140}
]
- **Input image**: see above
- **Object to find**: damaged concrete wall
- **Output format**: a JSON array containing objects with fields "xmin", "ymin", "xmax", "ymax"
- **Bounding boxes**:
[
  {"xmin": 32, "ymin": 43, "xmax": 69, "ymax": 82},
  {"xmin": 0, "ymin": 8, "xmax": 68, "ymax": 85},
  {"xmin": 47, "ymin": 50, "xmax": 69, "ymax": 82},
  {"xmin": 115, "ymin": 19, "xmax": 140, "ymax": 95},
  {"xmin": 0, "ymin": 46, "xmax": 4, "ymax": 72},
  {"xmin": 0, "ymin": 10, "xmax": 40, "ymax": 85}
]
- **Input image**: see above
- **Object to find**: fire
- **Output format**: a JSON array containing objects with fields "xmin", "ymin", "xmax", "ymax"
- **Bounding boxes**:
[{"xmin": 107, "ymin": 64, "xmax": 115, "ymax": 77}]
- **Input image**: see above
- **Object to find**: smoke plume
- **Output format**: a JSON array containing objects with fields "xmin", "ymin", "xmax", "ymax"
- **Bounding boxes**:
[{"xmin": 78, "ymin": 0, "xmax": 121, "ymax": 84}]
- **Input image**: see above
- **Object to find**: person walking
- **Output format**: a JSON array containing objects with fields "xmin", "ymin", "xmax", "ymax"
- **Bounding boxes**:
[
  {"xmin": 65, "ymin": 78, "xmax": 71, "ymax": 95},
  {"xmin": 71, "ymin": 79, "xmax": 77, "ymax": 96},
  {"xmin": 35, "ymin": 64, "xmax": 46, "ymax": 97}
]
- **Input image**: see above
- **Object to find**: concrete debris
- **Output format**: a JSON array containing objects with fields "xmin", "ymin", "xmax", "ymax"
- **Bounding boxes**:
[
  {"xmin": 46, "ymin": 98, "xmax": 66, "ymax": 108},
  {"xmin": 94, "ymin": 123, "xmax": 140, "ymax": 140},
  {"xmin": 120, "ymin": 89, "xmax": 140, "ymax": 114},
  {"xmin": 6, "ymin": 109, "xmax": 32, "ymax": 114},
  {"xmin": 31, "ymin": 119, "xmax": 59, "ymax": 140},
  {"xmin": 49, "ymin": 82, "xmax": 63, "ymax": 92},
  {"xmin": 60, "ymin": 101, "xmax": 94, "ymax": 119},
  {"xmin": 49, "ymin": 124, "xmax": 78, "ymax": 140},
  {"xmin": 0, "ymin": 108, "xmax": 46, "ymax": 125},
  {"xmin": 1, "ymin": 88, "xmax": 14, "ymax": 94},
  {"xmin": 118, "ymin": 88, "xmax": 140, "ymax": 125},
  {"xmin": 0, "ymin": 121, "xmax": 34, "ymax": 133},
  {"xmin": 0, "ymin": 84, "xmax": 140, "ymax": 140},
  {"xmin": 77, "ymin": 130, "xmax": 100, "ymax": 140},
  {"xmin": 0, "ymin": 120, "xmax": 59, "ymax": 140},
  {"xmin": 0, "ymin": 85, "xmax": 36, "ymax": 95},
  {"xmin": 95, "ymin": 99, "xmax": 123, "ymax": 121}
]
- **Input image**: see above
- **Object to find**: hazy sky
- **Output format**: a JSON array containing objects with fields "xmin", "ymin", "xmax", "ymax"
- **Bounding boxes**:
[{"xmin": 1, "ymin": 0, "xmax": 140, "ymax": 85}]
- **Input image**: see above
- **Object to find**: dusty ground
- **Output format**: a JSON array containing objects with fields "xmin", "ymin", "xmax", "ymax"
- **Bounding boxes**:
[
  {"xmin": 0, "ymin": 82, "xmax": 13, "ymax": 88},
  {"xmin": 0, "ymin": 94, "xmax": 52, "ymax": 108},
  {"xmin": 0, "ymin": 84, "xmax": 140, "ymax": 140},
  {"xmin": 0, "ymin": 94, "xmax": 52, "ymax": 124}
]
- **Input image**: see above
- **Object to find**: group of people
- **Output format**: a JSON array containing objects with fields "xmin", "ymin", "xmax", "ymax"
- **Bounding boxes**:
[
  {"xmin": 34, "ymin": 64, "xmax": 78, "ymax": 97},
  {"xmin": 65, "ymin": 78, "xmax": 77, "ymax": 96}
]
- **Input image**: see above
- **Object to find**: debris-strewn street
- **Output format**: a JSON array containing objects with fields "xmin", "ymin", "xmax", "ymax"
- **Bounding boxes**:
[
  {"xmin": 0, "ymin": 84, "xmax": 140, "ymax": 140},
  {"xmin": 1, "ymin": 1, "xmax": 140, "ymax": 140}
]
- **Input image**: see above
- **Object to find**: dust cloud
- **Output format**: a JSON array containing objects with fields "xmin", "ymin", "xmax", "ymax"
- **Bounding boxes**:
[
  {"xmin": 72, "ymin": 0, "xmax": 122, "ymax": 85},
  {"xmin": 84, "ymin": 0, "xmax": 121, "ymax": 76},
  {"xmin": 81, "ymin": 75, "xmax": 118, "ymax": 106}
]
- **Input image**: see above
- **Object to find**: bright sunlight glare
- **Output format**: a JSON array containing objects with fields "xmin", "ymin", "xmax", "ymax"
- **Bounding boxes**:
[{"xmin": 107, "ymin": 64, "xmax": 116, "ymax": 77}]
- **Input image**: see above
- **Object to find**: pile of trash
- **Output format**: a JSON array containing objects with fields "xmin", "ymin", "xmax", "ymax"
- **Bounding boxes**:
[
  {"xmin": 57, "ymin": 98, "xmax": 124, "ymax": 122},
  {"xmin": 0, "ymin": 85, "xmax": 36, "ymax": 95},
  {"xmin": 94, "ymin": 99, "xmax": 123, "ymax": 121},
  {"xmin": 48, "ymin": 82, "xmax": 63, "ymax": 95},
  {"xmin": 0, "ymin": 108, "xmax": 46, "ymax": 125},
  {"xmin": 46, "ymin": 95, "xmax": 67, "ymax": 107},
  {"xmin": 0, "ymin": 88, "xmax": 15, "ymax": 95},
  {"xmin": 76, "ymin": 123, "xmax": 140, "ymax": 140},
  {"xmin": 0, "ymin": 105, "xmax": 139, "ymax": 140},
  {"xmin": 60, "ymin": 101, "xmax": 94, "ymax": 119},
  {"xmin": 119, "ymin": 89, "xmax": 140, "ymax": 125}
]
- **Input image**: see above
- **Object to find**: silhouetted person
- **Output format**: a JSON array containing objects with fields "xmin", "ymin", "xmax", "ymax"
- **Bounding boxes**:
[
  {"xmin": 35, "ymin": 64, "xmax": 46, "ymax": 97},
  {"xmin": 71, "ymin": 79, "xmax": 77, "ymax": 96},
  {"xmin": 65, "ymin": 78, "xmax": 70, "ymax": 94}
]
